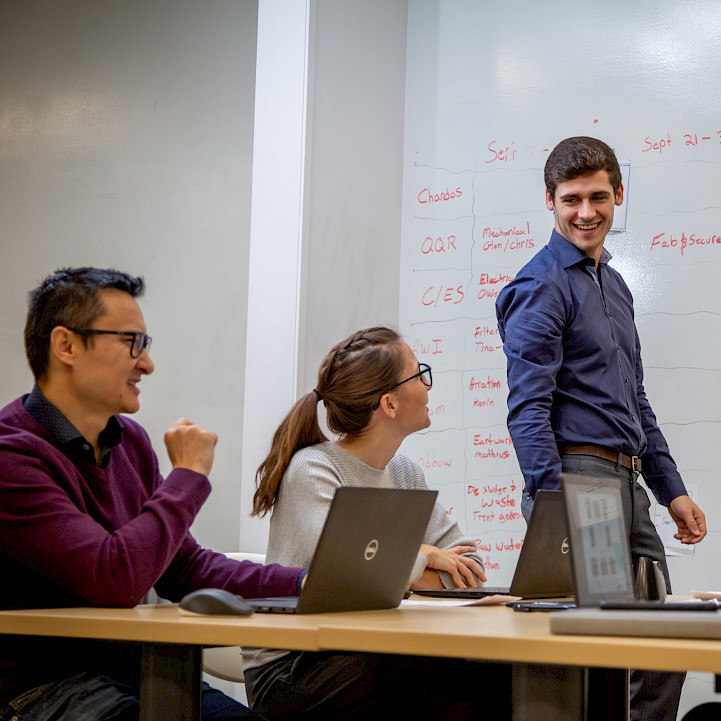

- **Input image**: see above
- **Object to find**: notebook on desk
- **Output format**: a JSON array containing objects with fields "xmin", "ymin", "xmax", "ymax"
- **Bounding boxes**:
[
  {"xmin": 412, "ymin": 489, "xmax": 574, "ymax": 600},
  {"xmin": 245, "ymin": 486, "xmax": 437, "ymax": 614}
]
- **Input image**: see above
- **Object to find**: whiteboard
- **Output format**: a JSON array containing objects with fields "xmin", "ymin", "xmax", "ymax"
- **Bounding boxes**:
[{"xmin": 399, "ymin": 0, "xmax": 721, "ymax": 595}]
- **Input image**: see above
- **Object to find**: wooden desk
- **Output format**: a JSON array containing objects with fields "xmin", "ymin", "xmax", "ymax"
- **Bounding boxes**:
[
  {"xmin": 0, "ymin": 603, "xmax": 320, "ymax": 649},
  {"xmin": 315, "ymin": 600, "xmax": 721, "ymax": 720},
  {"xmin": 318, "ymin": 601, "xmax": 721, "ymax": 675},
  {"xmin": 0, "ymin": 604, "xmax": 320, "ymax": 721},
  {"xmin": 2, "ymin": 601, "xmax": 720, "ymax": 720}
]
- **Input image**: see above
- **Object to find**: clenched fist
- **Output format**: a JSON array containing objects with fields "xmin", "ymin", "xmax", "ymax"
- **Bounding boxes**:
[{"xmin": 164, "ymin": 418, "xmax": 218, "ymax": 477}]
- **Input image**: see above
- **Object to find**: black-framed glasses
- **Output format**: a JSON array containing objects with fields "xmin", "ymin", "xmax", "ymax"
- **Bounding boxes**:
[
  {"xmin": 374, "ymin": 363, "xmax": 432, "ymax": 409},
  {"xmin": 65, "ymin": 328, "xmax": 152, "ymax": 359}
]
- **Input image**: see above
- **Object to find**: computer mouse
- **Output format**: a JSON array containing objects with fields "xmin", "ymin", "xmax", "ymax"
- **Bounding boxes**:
[{"xmin": 178, "ymin": 588, "xmax": 254, "ymax": 616}]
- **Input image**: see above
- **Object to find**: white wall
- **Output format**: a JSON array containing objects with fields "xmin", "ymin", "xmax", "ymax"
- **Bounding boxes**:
[
  {"xmin": 300, "ymin": 0, "xmax": 408, "ymax": 389},
  {"xmin": 0, "ymin": 0, "xmax": 258, "ymax": 552},
  {"xmin": 239, "ymin": 0, "xmax": 409, "ymax": 550},
  {"xmin": 238, "ymin": 0, "xmax": 314, "ymax": 552},
  {"xmin": 0, "ymin": 0, "xmax": 410, "ymax": 556}
]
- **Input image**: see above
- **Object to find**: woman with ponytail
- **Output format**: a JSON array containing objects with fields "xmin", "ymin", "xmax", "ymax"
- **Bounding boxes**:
[{"xmin": 243, "ymin": 327, "xmax": 509, "ymax": 721}]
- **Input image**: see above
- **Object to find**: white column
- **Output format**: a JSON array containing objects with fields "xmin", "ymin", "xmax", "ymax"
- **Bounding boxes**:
[{"xmin": 239, "ymin": 0, "xmax": 314, "ymax": 552}]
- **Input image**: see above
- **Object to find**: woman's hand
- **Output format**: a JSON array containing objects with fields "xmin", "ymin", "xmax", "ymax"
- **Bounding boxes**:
[{"xmin": 413, "ymin": 544, "xmax": 487, "ymax": 589}]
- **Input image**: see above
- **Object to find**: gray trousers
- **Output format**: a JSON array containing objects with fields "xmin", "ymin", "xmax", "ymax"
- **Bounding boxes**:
[{"xmin": 522, "ymin": 454, "xmax": 684, "ymax": 721}]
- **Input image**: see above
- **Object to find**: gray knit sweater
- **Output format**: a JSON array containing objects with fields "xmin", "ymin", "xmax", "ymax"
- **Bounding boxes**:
[{"xmin": 242, "ymin": 441, "xmax": 484, "ymax": 673}]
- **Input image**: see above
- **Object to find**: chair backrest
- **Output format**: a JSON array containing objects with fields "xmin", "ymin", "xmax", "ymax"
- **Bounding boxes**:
[
  {"xmin": 201, "ymin": 551, "xmax": 267, "ymax": 684},
  {"xmin": 223, "ymin": 552, "xmax": 266, "ymax": 564},
  {"xmin": 203, "ymin": 645, "xmax": 248, "ymax": 683}
]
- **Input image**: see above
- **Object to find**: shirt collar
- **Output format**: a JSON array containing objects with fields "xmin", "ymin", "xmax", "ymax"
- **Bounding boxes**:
[
  {"xmin": 23, "ymin": 384, "xmax": 123, "ymax": 466},
  {"xmin": 548, "ymin": 229, "xmax": 613, "ymax": 269}
]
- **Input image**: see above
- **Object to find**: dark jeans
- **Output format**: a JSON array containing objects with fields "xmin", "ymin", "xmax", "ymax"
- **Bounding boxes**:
[
  {"xmin": 245, "ymin": 650, "xmax": 511, "ymax": 721},
  {"xmin": 522, "ymin": 454, "xmax": 685, "ymax": 721},
  {"xmin": 0, "ymin": 673, "xmax": 265, "ymax": 721}
]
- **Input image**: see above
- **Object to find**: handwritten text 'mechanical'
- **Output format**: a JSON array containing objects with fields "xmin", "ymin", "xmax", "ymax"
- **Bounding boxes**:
[{"xmin": 481, "ymin": 223, "xmax": 535, "ymax": 253}]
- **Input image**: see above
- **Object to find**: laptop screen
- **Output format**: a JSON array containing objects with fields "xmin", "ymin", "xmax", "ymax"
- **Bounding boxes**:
[
  {"xmin": 247, "ymin": 486, "xmax": 438, "ymax": 614},
  {"xmin": 561, "ymin": 473, "xmax": 635, "ymax": 607},
  {"xmin": 508, "ymin": 490, "xmax": 573, "ymax": 598}
]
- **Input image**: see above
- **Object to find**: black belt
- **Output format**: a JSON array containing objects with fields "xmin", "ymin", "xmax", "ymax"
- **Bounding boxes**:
[{"xmin": 559, "ymin": 443, "xmax": 642, "ymax": 473}]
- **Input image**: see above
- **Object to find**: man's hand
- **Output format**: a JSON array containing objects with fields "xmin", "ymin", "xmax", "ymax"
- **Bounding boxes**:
[
  {"xmin": 164, "ymin": 418, "xmax": 218, "ymax": 477},
  {"xmin": 413, "ymin": 544, "xmax": 487, "ymax": 589},
  {"xmin": 668, "ymin": 495, "xmax": 707, "ymax": 544}
]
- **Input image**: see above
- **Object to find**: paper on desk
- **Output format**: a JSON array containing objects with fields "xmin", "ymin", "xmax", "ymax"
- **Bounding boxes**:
[
  {"xmin": 654, "ymin": 484, "xmax": 697, "ymax": 557},
  {"xmin": 402, "ymin": 595, "xmax": 521, "ymax": 608}
]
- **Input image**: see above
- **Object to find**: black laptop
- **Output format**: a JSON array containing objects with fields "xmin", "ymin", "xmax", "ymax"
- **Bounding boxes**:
[
  {"xmin": 246, "ymin": 486, "xmax": 437, "ymax": 614},
  {"xmin": 508, "ymin": 476, "xmax": 638, "ymax": 611},
  {"xmin": 412, "ymin": 489, "xmax": 573, "ymax": 600}
]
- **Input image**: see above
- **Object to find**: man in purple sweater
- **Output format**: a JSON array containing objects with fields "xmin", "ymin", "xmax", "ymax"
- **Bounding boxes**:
[{"xmin": 0, "ymin": 267, "xmax": 303, "ymax": 721}]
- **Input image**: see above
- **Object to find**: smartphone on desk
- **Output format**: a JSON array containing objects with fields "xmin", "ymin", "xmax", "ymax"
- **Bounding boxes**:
[{"xmin": 508, "ymin": 600, "xmax": 577, "ymax": 612}]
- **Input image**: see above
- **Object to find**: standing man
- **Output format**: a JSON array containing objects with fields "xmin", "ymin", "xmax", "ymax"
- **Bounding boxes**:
[
  {"xmin": 496, "ymin": 136, "xmax": 706, "ymax": 721},
  {"xmin": 0, "ymin": 267, "xmax": 304, "ymax": 721}
]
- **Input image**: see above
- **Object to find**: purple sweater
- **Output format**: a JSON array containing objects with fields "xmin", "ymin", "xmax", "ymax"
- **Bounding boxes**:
[{"xmin": 0, "ymin": 397, "xmax": 301, "ymax": 702}]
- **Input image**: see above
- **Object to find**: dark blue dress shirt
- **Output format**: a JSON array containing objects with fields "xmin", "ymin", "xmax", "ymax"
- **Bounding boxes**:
[{"xmin": 496, "ymin": 230, "xmax": 685, "ymax": 506}]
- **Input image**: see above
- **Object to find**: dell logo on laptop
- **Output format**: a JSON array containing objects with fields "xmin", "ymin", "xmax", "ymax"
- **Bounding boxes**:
[
  {"xmin": 364, "ymin": 539, "xmax": 379, "ymax": 560},
  {"xmin": 561, "ymin": 537, "xmax": 570, "ymax": 554}
]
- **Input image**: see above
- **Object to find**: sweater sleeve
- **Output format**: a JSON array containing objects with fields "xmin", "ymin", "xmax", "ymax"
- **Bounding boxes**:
[
  {"xmin": 155, "ymin": 535, "xmax": 302, "ymax": 601},
  {"xmin": 0, "ymin": 419, "xmax": 302, "ymax": 608},
  {"xmin": 0, "ymin": 441, "xmax": 209, "ymax": 607}
]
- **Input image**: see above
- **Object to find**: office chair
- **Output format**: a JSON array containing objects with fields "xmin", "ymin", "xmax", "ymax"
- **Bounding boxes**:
[
  {"xmin": 681, "ymin": 702, "xmax": 721, "ymax": 720},
  {"xmin": 201, "ymin": 552, "xmax": 266, "ymax": 683}
]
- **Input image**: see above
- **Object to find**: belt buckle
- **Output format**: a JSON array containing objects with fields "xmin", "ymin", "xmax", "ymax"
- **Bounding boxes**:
[{"xmin": 630, "ymin": 455, "xmax": 641, "ymax": 473}]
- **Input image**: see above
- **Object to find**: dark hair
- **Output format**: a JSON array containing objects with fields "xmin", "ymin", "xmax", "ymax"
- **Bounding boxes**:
[
  {"xmin": 24, "ymin": 267, "xmax": 145, "ymax": 380},
  {"xmin": 252, "ymin": 327, "xmax": 406, "ymax": 516},
  {"xmin": 544, "ymin": 136, "xmax": 621, "ymax": 201}
]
